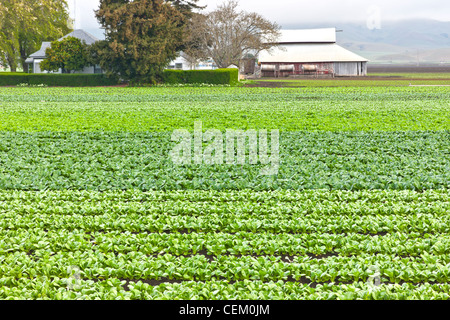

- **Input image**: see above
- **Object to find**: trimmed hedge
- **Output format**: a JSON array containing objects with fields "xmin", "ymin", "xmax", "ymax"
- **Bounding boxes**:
[
  {"xmin": 0, "ymin": 73, "xmax": 118, "ymax": 87},
  {"xmin": 163, "ymin": 68, "xmax": 239, "ymax": 85},
  {"xmin": 0, "ymin": 73, "xmax": 29, "ymax": 86},
  {"xmin": 0, "ymin": 69, "xmax": 239, "ymax": 86}
]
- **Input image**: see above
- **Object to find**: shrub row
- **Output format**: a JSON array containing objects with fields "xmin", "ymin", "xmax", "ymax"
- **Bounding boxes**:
[
  {"xmin": 163, "ymin": 68, "xmax": 239, "ymax": 85},
  {"xmin": 0, "ymin": 73, "xmax": 118, "ymax": 87}
]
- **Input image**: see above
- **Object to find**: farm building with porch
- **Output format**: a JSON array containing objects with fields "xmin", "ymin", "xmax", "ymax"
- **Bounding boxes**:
[{"xmin": 258, "ymin": 28, "xmax": 369, "ymax": 78}]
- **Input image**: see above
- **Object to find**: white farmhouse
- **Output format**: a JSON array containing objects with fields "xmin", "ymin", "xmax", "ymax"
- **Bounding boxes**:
[{"xmin": 25, "ymin": 29, "xmax": 102, "ymax": 74}]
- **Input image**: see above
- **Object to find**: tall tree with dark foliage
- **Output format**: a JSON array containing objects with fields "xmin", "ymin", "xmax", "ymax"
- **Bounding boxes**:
[{"xmin": 93, "ymin": 0, "xmax": 202, "ymax": 83}]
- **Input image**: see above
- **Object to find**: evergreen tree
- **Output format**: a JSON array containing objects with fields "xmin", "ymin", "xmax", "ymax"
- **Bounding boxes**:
[{"xmin": 93, "ymin": 0, "xmax": 201, "ymax": 83}]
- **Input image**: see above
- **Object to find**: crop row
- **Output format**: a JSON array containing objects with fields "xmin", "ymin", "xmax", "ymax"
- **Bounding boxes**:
[
  {"xmin": 2, "ymin": 252, "xmax": 450, "ymax": 284},
  {"xmin": 2, "ymin": 278, "xmax": 450, "ymax": 300},
  {"xmin": 0, "ymin": 86, "xmax": 449, "ymax": 132},
  {"xmin": 2, "ymin": 208, "xmax": 450, "ymax": 232},
  {"xmin": 0, "ymin": 101, "xmax": 448, "ymax": 132},
  {"xmin": 1, "ymin": 86, "xmax": 449, "ymax": 102},
  {"xmin": 0, "ymin": 193, "xmax": 448, "ymax": 217},
  {"xmin": 0, "ymin": 131, "xmax": 448, "ymax": 190},
  {"xmin": 2, "ymin": 229, "xmax": 450, "ymax": 257},
  {"xmin": 0, "ymin": 189, "xmax": 447, "ymax": 203}
]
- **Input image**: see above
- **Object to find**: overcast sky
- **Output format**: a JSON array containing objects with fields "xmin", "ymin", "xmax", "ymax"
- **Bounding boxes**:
[{"xmin": 68, "ymin": 0, "xmax": 450, "ymax": 36}]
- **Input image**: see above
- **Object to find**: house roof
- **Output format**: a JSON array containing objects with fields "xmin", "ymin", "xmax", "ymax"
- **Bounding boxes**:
[
  {"xmin": 28, "ymin": 42, "xmax": 52, "ymax": 60},
  {"xmin": 277, "ymin": 28, "xmax": 337, "ymax": 44},
  {"xmin": 26, "ymin": 29, "xmax": 99, "ymax": 63},
  {"xmin": 258, "ymin": 43, "xmax": 369, "ymax": 63},
  {"xmin": 59, "ymin": 29, "xmax": 99, "ymax": 45}
]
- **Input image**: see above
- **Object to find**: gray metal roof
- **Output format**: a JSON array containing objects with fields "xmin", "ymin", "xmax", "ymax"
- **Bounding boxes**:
[
  {"xmin": 28, "ymin": 42, "xmax": 51, "ymax": 60},
  {"xmin": 59, "ymin": 29, "xmax": 99, "ymax": 45},
  {"xmin": 259, "ymin": 43, "xmax": 369, "ymax": 63}
]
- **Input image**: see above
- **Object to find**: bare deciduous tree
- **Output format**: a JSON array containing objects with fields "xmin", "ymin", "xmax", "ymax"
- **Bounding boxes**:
[
  {"xmin": 184, "ymin": 0, "xmax": 280, "ymax": 68},
  {"xmin": 180, "ymin": 13, "xmax": 209, "ymax": 69}
]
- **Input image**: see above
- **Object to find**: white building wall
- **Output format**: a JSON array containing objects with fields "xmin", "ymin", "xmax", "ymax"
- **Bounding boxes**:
[
  {"xmin": 169, "ymin": 56, "xmax": 191, "ymax": 70},
  {"xmin": 334, "ymin": 62, "xmax": 357, "ymax": 76},
  {"xmin": 34, "ymin": 60, "xmax": 44, "ymax": 73},
  {"xmin": 334, "ymin": 62, "xmax": 367, "ymax": 76},
  {"xmin": 31, "ymin": 61, "xmax": 99, "ymax": 74},
  {"xmin": 168, "ymin": 54, "xmax": 217, "ymax": 70}
]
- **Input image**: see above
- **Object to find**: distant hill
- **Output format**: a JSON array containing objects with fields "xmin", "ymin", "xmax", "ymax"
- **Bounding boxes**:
[{"xmin": 283, "ymin": 19, "xmax": 450, "ymax": 64}]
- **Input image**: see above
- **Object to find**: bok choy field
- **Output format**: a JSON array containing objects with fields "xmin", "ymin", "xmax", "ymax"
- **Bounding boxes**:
[{"xmin": 0, "ymin": 86, "xmax": 449, "ymax": 300}]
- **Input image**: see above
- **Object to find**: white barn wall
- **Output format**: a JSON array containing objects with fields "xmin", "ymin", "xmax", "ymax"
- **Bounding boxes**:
[
  {"xmin": 334, "ymin": 62, "xmax": 368, "ymax": 76},
  {"xmin": 334, "ymin": 62, "xmax": 357, "ymax": 76}
]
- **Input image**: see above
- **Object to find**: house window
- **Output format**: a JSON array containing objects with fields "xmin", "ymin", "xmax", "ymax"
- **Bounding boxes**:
[{"xmin": 175, "ymin": 63, "xmax": 183, "ymax": 70}]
